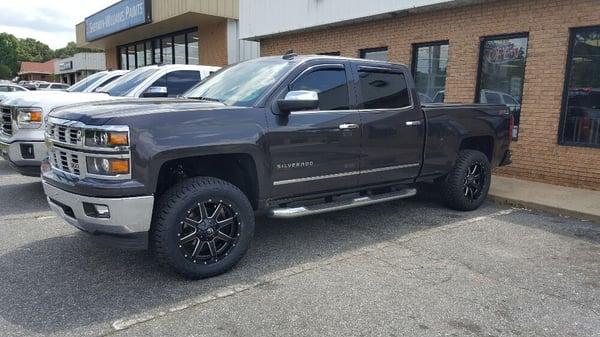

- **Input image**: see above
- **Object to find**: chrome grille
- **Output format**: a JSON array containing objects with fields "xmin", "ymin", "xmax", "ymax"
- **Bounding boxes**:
[
  {"xmin": 1, "ymin": 106, "xmax": 11, "ymax": 136},
  {"xmin": 48, "ymin": 147, "xmax": 81, "ymax": 176},
  {"xmin": 46, "ymin": 121, "xmax": 82, "ymax": 146}
]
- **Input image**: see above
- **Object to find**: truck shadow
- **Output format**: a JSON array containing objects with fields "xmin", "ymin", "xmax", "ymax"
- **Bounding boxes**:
[
  {"xmin": 0, "ymin": 190, "xmax": 503, "ymax": 334},
  {"xmin": 0, "ymin": 181, "xmax": 48, "ymax": 218}
]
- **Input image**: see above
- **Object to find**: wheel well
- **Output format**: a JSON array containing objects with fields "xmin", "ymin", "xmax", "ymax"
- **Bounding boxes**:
[
  {"xmin": 459, "ymin": 136, "xmax": 493, "ymax": 162},
  {"xmin": 155, "ymin": 153, "xmax": 259, "ymax": 209}
]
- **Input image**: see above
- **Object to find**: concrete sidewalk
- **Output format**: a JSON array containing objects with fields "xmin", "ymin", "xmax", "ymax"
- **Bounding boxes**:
[{"xmin": 489, "ymin": 175, "xmax": 600, "ymax": 223}]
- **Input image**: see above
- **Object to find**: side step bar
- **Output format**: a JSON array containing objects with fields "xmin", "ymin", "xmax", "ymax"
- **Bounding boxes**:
[{"xmin": 268, "ymin": 188, "xmax": 417, "ymax": 219}]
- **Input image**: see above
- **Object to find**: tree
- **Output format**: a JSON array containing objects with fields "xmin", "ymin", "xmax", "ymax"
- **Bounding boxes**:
[
  {"xmin": 0, "ymin": 64, "xmax": 12, "ymax": 80},
  {"xmin": 16, "ymin": 38, "xmax": 54, "ymax": 63},
  {"xmin": 54, "ymin": 42, "xmax": 101, "ymax": 59},
  {"xmin": 0, "ymin": 33, "xmax": 19, "ymax": 76}
]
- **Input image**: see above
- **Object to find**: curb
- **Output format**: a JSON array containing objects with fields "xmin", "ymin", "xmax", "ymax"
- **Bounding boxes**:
[{"xmin": 488, "ymin": 194, "xmax": 600, "ymax": 224}]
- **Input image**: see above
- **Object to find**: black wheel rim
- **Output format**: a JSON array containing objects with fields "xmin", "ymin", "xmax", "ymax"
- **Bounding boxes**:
[
  {"xmin": 463, "ymin": 163, "xmax": 485, "ymax": 202},
  {"xmin": 177, "ymin": 200, "xmax": 241, "ymax": 265}
]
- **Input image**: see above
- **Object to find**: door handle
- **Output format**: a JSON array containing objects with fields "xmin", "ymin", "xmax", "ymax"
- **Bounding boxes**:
[
  {"xmin": 339, "ymin": 123, "xmax": 359, "ymax": 130},
  {"xmin": 405, "ymin": 121, "xmax": 422, "ymax": 126}
]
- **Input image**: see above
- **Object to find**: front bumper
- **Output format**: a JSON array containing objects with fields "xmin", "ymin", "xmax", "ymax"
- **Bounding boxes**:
[
  {"xmin": 43, "ymin": 180, "xmax": 155, "ymax": 249},
  {"xmin": 0, "ymin": 139, "xmax": 46, "ymax": 176}
]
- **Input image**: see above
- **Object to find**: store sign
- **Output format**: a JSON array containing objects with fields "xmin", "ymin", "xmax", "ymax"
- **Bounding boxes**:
[
  {"xmin": 59, "ymin": 61, "xmax": 73, "ymax": 71},
  {"xmin": 85, "ymin": 0, "xmax": 151, "ymax": 42},
  {"xmin": 483, "ymin": 42, "xmax": 526, "ymax": 65}
]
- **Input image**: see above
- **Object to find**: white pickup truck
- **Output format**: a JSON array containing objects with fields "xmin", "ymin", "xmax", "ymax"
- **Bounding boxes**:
[{"xmin": 0, "ymin": 64, "xmax": 220, "ymax": 176}]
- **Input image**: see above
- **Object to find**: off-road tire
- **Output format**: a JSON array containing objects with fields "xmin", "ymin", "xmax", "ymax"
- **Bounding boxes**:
[
  {"xmin": 151, "ymin": 177, "xmax": 255, "ymax": 279},
  {"xmin": 439, "ymin": 150, "xmax": 491, "ymax": 211}
]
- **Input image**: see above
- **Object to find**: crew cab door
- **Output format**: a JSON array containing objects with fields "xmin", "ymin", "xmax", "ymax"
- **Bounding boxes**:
[
  {"xmin": 266, "ymin": 62, "xmax": 361, "ymax": 198},
  {"xmin": 354, "ymin": 64, "xmax": 425, "ymax": 185}
]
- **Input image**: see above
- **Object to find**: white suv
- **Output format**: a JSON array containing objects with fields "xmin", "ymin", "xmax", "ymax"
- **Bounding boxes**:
[{"xmin": 0, "ymin": 64, "xmax": 220, "ymax": 176}]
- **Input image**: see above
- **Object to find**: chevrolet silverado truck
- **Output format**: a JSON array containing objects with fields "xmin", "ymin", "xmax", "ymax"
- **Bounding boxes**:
[
  {"xmin": 1, "ymin": 65, "xmax": 218, "ymax": 176},
  {"xmin": 41, "ymin": 55, "xmax": 512, "ymax": 279}
]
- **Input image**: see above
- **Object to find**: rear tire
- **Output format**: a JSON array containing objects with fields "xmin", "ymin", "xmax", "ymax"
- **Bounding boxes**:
[
  {"xmin": 151, "ymin": 177, "xmax": 255, "ymax": 279},
  {"xmin": 439, "ymin": 150, "xmax": 491, "ymax": 211}
]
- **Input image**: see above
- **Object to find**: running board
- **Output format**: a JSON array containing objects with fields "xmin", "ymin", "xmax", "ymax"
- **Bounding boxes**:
[{"xmin": 268, "ymin": 188, "xmax": 417, "ymax": 219}]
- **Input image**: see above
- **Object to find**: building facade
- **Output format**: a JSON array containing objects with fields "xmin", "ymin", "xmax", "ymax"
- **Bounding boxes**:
[
  {"xmin": 75, "ymin": 0, "xmax": 259, "ymax": 70},
  {"xmin": 241, "ymin": 0, "xmax": 600, "ymax": 190},
  {"xmin": 18, "ymin": 60, "xmax": 56, "ymax": 81},
  {"xmin": 54, "ymin": 53, "xmax": 106, "ymax": 85}
]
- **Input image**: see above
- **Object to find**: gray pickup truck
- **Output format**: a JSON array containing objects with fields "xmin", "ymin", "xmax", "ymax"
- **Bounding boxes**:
[{"xmin": 42, "ymin": 55, "xmax": 512, "ymax": 279}]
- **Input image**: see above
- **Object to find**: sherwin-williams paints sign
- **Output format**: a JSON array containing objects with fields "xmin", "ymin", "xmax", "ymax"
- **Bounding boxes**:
[{"xmin": 85, "ymin": 0, "xmax": 151, "ymax": 42}]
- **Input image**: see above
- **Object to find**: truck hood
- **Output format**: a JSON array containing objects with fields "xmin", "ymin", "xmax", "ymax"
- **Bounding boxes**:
[
  {"xmin": 49, "ymin": 98, "xmax": 232, "ymax": 125},
  {"xmin": 3, "ymin": 92, "xmax": 113, "ymax": 111}
]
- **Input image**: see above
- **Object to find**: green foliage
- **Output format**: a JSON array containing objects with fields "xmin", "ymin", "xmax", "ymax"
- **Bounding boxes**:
[
  {"xmin": 54, "ymin": 41, "xmax": 101, "ymax": 59},
  {"xmin": 0, "ymin": 33, "xmax": 20, "ymax": 76},
  {"xmin": 0, "ymin": 33, "xmax": 103, "ymax": 79},
  {"xmin": 0, "ymin": 64, "xmax": 12, "ymax": 80},
  {"xmin": 16, "ymin": 38, "xmax": 54, "ymax": 63}
]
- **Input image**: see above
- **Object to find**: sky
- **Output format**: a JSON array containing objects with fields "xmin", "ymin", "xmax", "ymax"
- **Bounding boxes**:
[{"xmin": 0, "ymin": 0, "xmax": 117, "ymax": 49}]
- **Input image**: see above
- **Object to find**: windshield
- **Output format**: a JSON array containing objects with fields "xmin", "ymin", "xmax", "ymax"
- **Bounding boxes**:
[
  {"xmin": 184, "ymin": 58, "xmax": 295, "ymax": 106},
  {"xmin": 67, "ymin": 72, "xmax": 107, "ymax": 92},
  {"xmin": 102, "ymin": 67, "xmax": 159, "ymax": 97}
]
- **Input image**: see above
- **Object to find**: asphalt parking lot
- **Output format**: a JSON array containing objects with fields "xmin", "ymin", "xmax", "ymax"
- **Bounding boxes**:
[{"xmin": 0, "ymin": 158, "xmax": 599, "ymax": 337}]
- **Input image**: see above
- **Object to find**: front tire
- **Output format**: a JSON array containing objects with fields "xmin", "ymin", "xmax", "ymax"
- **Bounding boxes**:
[
  {"xmin": 151, "ymin": 177, "xmax": 255, "ymax": 279},
  {"xmin": 439, "ymin": 150, "xmax": 491, "ymax": 211}
]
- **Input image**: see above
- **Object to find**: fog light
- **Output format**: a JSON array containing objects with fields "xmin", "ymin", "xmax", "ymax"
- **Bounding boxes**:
[
  {"xmin": 83, "ymin": 202, "xmax": 110, "ymax": 218},
  {"xmin": 94, "ymin": 205, "xmax": 110, "ymax": 218}
]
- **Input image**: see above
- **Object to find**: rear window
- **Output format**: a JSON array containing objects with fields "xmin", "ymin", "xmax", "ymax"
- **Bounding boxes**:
[
  {"xmin": 358, "ymin": 70, "xmax": 411, "ymax": 109},
  {"xmin": 484, "ymin": 91, "xmax": 502, "ymax": 104},
  {"xmin": 37, "ymin": 83, "xmax": 49, "ymax": 88}
]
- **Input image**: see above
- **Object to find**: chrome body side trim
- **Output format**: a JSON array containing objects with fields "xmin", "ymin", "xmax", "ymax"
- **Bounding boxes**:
[{"xmin": 273, "ymin": 163, "xmax": 420, "ymax": 186}]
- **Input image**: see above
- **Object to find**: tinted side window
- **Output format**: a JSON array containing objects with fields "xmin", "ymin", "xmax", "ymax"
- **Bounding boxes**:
[
  {"xmin": 0, "ymin": 86, "xmax": 9, "ymax": 92},
  {"xmin": 358, "ymin": 70, "xmax": 410, "ymax": 109},
  {"xmin": 166, "ymin": 70, "xmax": 201, "ymax": 97},
  {"xmin": 290, "ymin": 68, "xmax": 349, "ymax": 110}
]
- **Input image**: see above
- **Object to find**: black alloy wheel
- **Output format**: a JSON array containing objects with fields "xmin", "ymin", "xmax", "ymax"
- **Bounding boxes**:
[
  {"xmin": 177, "ymin": 200, "xmax": 241, "ymax": 265},
  {"xmin": 152, "ymin": 177, "xmax": 255, "ymax": 279},
  {"xmin": 439, "ymin": 150, "xmax": 491, "ymax": 211}
]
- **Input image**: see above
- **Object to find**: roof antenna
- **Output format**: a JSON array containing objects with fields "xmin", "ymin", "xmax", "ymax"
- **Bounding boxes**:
[{"xmin": 282, "ymin": 49, "xmax": 297, "ymax": 60}]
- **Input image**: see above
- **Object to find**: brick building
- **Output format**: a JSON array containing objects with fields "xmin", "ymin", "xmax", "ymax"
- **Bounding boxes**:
[
  {"xmin": 240, "ymin": 0, "xmax": 600, "ymax": 190},
  {"xmin": 17, "ymin": 60, "xmax": 56, "ymax": 82}
]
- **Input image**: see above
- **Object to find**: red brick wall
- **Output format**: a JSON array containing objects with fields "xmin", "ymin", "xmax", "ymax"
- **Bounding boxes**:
[{"xmin": 260, "ymin": 0, "xmax": 600, "ymax": 190}]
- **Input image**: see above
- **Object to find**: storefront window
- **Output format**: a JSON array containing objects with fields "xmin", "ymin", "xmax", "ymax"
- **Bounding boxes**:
[
  {"xmin": 119, "ymin": 46, "xmax": 127, "ymax": 70},
  {"xmin": 153, "ymin": 38, "xmax": 162, "ymax": 64},
  {"xmin": 162, "ymin": 37, "xmax": 173, "ymax": 64},
  {"xmin": 412, "ymin": 42, "xmax": 448, "ymax": 103},
  {"xmin": 136, "ymin": 43, "xmax": 145, "ymax": 68},
  {"xmin": 174, "ymin": 34, "xmax": 186, "ymax": 65},
  {"xmin": 360, "ymin": 47, "xmax": 388, "ymax": 61},
  {"xmin": 187, "ymin": 31, "xmax": 199, "ymax": 65},
  {"xmin": 127, "ymin": 45, "xmax": 136, "ymax": 70},
  {"xmin": 118, "ymin": 29, "xmax": 199, "ymax": 70},
  {"xmin": 476, "ymin": 34, "xmax": 528, "ymax": 140},
  {"xmin": 560, "ymin": 26, "xmax": 600, "ymax": 147},
  {"xmin": 144, "ymin": 41, "xmax": 153, "ymax": 66}
]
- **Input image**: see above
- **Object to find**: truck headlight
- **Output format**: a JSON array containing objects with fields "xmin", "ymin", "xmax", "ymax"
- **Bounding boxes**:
[
  {"xmin": 84, "ymin": 130, "xmax": 129, "ymax": 148},
  {"xmin": 16, "ymin": 108, "xmax": 43, "ymax": 129},
  {"xmin": 86, "ymin": 157, "xmax": 130, "ymax": 176}
]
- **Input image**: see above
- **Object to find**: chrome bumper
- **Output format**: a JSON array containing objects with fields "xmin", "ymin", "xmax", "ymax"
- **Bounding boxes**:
[
  {"xmin": 43, "ymin": 181, "xmax": 154, "ymax": 236},
  {"xmin": 0, "ymin": 139, "xmax": 46, "ymax": 164}
]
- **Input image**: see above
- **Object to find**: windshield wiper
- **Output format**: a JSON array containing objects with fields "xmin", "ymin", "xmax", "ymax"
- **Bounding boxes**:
[{"xmin": 188, "ymin": 96, "xmax": 227, "ymax": 105}]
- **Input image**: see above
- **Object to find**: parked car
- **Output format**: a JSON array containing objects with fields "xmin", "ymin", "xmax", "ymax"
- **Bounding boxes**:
[
  {"xmin": 38, "ymin": 83, "xmax": 71, "ymax": 91},
  {"xmin": 21, "ymin": 81, "xmax": 41, "ymax": 90},
  {"xmin": 65, "ymin": 70, "xmax": 128, "ymax": 93},
  {"xmin": 0, "ymin": 64, "xmax": 219, "ymax": 176},
  {"xmin": 0, "ymin": 84, "xmax": 28, "ymax": 92},
  {"xmin": 41, "ymin": 55, "xmax": 512, "ymax": 279}
]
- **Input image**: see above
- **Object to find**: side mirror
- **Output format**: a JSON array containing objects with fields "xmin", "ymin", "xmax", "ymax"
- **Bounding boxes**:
[
  {"xmin": 142, "ymin": 86, "xmax": 168, "ymax": 98},
  {"xmin": 277, "ymin": 90, "xmax": 319, "ymax": 113},
  {"xmin": 93, "ymin": 86, "xmax": 104, "ymax": 93}
]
